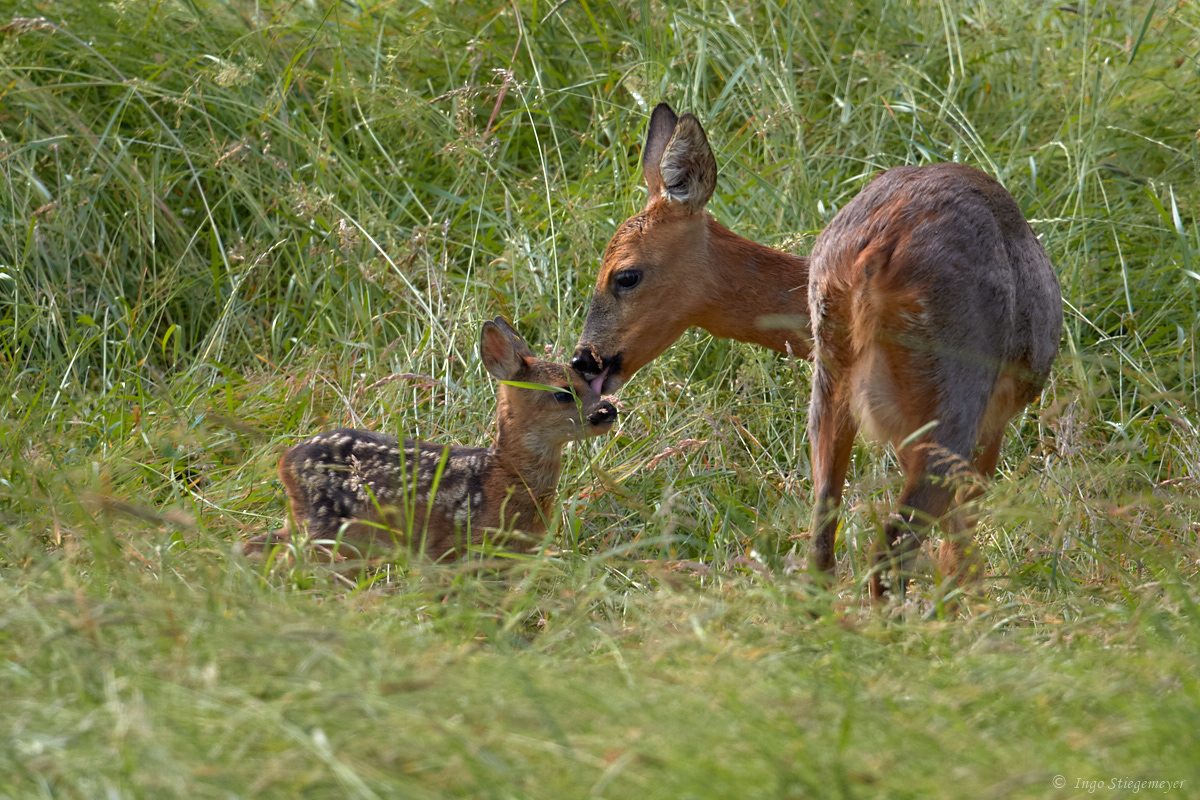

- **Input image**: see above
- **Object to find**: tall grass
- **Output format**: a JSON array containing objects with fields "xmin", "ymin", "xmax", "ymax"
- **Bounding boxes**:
[{"xmin": 2, "ymin": 0, "xmax": 1200, "ymax": 795}]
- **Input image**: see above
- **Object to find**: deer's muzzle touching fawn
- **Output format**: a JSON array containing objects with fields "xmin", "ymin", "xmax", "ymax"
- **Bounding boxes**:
[
  {"xmin": 570, "ymin": 102, "xmax": 1062, "ymax": 597},
  {"xmin": 245, "ymin": 317, "xmax": 617, "ymax": 562}
]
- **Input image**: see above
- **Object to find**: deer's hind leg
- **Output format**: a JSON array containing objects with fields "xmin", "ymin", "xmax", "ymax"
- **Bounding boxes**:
[
  {"xmin": 870, "ymin": 444, "xmax": 958, "ymax": 599},
  {"xmin": 865, "ymin": 349, "xmax": 997, "ymax": 599},
  {"xmin": 807, "ymin": 351, "xmax": 859, "ymax": 579},
  {"xmin": 937, "ymin": 372, "xmax": 1022, "ymax": 589},
  {"xmin": 936, "ymin": 427, "xmax": 1002, "ymax": 589}
]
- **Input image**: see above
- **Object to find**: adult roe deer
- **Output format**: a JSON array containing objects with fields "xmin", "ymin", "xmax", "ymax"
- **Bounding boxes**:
[
  {"xmin": 246, "ymin": 317, "xmax": 618, "ymax": 562},
  {"xmin": 570, "ymin": 103, "xmax": 1062, "ymax": 596}
]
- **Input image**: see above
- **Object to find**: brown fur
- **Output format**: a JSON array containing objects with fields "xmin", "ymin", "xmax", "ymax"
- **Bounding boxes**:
[
  {"xmin": 245, "ymin": 318, "xmax": 617, "ymax": 562},
  {"xmin": 574, "ymin": 104, "xmax": 1063, "ymax": 598},
  {"xmin": 809, "ymin": 162, "xmax": 1061, "ymax": 597},
  {"xmin": 572, "ymin": 105, "xmax": 810, "ymax": 395}
]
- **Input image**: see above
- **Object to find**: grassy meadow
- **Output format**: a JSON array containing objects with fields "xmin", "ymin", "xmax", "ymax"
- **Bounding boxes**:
[{"xmin": 2, "ymin": 0, "xmax": 1200, "ymax": 796}]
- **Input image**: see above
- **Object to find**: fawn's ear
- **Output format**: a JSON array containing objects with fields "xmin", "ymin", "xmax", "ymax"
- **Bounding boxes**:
[
  {"xmin": 480, "ymin": 318, "xmax": 529, "ymax": 381},
  {"xmin": 489, "ymin": 316, "xmax": 534, "ymax": 358}
]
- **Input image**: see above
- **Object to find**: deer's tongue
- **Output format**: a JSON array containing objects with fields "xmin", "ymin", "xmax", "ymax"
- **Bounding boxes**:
[{"xmin": 589, "ymin": 368, "xmax": 609, "ymax": 397}]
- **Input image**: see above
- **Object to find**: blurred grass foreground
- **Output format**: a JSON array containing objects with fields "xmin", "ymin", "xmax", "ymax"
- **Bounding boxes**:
[{"xmin": 2, "ymin": 0, "xmax": 1200, "ymax": 796}]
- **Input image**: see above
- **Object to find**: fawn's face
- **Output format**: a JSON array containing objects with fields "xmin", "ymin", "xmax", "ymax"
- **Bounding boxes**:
[
  {"xmin": 506, "ymin": 358, "xmax": 618, "ymax": 446},
  {"xmin": 481, "ymin": 318, "xmax": 618, "ymax": 448}
]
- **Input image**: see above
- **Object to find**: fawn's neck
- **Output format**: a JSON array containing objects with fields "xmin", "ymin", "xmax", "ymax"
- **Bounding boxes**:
[
  {"xmin": 491, "ymin": 412, "xmax": 564, "ymax": 515},
  {"xmin": 695, "ymin": 216, "xmax": 812, "ymax": 358}
]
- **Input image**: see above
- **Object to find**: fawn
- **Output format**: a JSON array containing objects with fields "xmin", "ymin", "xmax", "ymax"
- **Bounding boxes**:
[
  {"xmin": 246, "ymin": 317, "xmax": 617, "ymax": 562},
  {"xmin": 570, "ymin": 103, "xmax": 1062, "ymax": 597}
]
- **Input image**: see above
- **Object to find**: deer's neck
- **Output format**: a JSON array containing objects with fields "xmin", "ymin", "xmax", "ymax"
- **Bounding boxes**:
[{"xmin": 695, "ymin": 216, "xmax": 812, "ymax": 358}]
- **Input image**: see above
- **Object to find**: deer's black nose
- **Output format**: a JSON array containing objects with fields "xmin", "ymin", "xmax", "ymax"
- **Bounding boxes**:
[{"xmin": 570, "ymin": 346, "xmax": 601, "ymax": 377}]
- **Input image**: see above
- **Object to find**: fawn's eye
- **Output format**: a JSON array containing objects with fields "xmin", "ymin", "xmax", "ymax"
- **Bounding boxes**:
[
  {"xmin": 553, "ymin": 391, "xmax": 576, "ymax": 404},
  {"xmin": 613, "ymin": 269, "xmax": 642, "ymax": 292}
]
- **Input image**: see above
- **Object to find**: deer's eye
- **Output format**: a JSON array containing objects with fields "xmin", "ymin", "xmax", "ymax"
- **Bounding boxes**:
[
  {"xmin": 553, "ymin": 391, "xmax": 575, "ymax": 404},
  {"xmin": 613, "ymin": 269, "xmax": 642, "ymax": 291}
]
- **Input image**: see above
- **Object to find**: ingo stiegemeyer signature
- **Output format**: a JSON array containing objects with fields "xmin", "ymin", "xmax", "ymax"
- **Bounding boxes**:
[{"xmin": 1052, "ymin": 776, "xmax": 1187, "ymax": 794}]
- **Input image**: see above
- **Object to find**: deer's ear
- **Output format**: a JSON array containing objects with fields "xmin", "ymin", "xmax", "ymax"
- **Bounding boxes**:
[
  {"xmin": 480, "ymin": 319, "xmax": 527, "ymax": 381},
  {"xmin": 657, "ymin": 113, "xmax": 717, "ymax": 213},
  {"xmin": 642, "ymin": 103, "xmax": 678, "ymax": 203}
]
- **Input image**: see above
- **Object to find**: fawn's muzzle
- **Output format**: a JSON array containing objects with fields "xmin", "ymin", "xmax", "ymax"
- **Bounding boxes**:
[{"xmin": 588, "ymin": 402, "xmax": 618, "ymax": 428}]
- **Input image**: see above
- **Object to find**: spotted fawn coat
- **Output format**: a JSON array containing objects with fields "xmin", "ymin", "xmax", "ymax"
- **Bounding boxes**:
[{"xmin": 247, "ymin": 318, "xmax": 618, "ymax": 561}]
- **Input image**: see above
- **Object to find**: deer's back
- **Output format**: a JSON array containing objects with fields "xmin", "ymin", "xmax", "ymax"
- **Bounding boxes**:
[{"xmin": 810, "ymin": 163, "xmax": 1061, "ymax": 396}]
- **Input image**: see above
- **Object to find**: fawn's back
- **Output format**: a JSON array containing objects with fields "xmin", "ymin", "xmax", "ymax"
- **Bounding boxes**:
[{"xmin": 277, "ymin": 430, "xmax": 492, "ymax": 556}]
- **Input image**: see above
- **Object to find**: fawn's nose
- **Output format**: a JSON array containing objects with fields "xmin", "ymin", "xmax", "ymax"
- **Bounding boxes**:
[
  {"xmin": 588, "ymin": 402, "xmax": 617, "ymax": 427},
  {"xmin": 570, "ymin": 346, "xmax": 601, "ymax": 377}
]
